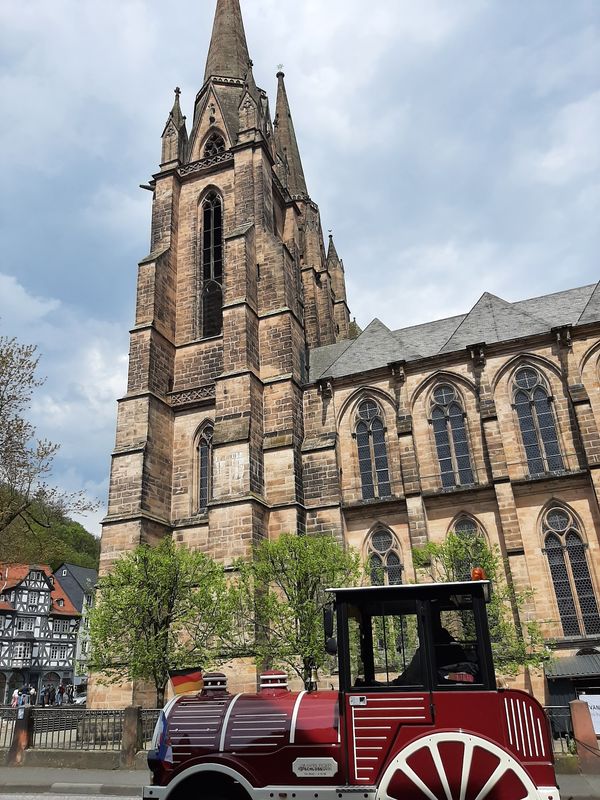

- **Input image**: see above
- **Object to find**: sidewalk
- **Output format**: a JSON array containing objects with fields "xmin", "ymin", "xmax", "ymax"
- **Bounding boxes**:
[
  {"xmin": 559, "ymin": 773, "xmax": 600, "ymax": 799},
  {"xmin": 0, "ymin": 766, "xmax": 148, "ymax": 796},
  {"xmin": 0, "ymin": 767, "xmax": 597, "ymax": 798}
]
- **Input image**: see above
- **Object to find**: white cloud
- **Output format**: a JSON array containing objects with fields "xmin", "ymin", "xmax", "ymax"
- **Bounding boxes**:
[{"xmin": 528, "ymin": 92, "xmax": 600, "ymax": 185}]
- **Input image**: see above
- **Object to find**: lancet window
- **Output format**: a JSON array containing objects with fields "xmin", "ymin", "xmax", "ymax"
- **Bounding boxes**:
[
  {"xmin": 451, "ymin": 517, "xmax": 488, "ymax": 581},
  {"xmin": 513, "ymin": 367, "xmax": 563, "ymax": 475},
  {"xmin": 201, "ymin": 192, "xmax": 223, "ymax": 338},
  {"xmin": 543, "ymin": 507, "xmax": 600, "ymax": 638},
  {"xmin": 196, "ymin": 424, "xmax": 214, "ymax": 514},
  {"xmin": 430, "ymin": 384, "xmax": 474, "ymax": 488},
  {"xmin": 203, "ymin": 132, "xmax": 226, "ymax": 158},
  {"xmin": 368, "ymin": 529, "xmax": 402, "ymax": 586},
  {"xmin": 355, "ymin": 400, "xmax": 391, "ymax": 500}
]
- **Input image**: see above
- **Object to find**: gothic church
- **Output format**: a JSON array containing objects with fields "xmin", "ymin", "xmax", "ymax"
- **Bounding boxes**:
[{"xmin": 95, "ymin": 0, "xmax": 600, "ymax": 707}]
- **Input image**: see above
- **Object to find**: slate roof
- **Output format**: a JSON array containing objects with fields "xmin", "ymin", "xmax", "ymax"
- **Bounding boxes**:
[
  {"xmin": 309, "ymin": 282, "xmax": 600, "ymax": 382},
  {"xmin": 60, "ymin": 564, "xmax": 98, "ymax": 594},
  {"xmin": 545, "ymin": 653, "xmax": 600, "ymax": 679}
]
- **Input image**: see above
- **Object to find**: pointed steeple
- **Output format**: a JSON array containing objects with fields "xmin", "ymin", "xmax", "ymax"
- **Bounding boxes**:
[
  {"xmin": 161, "ymin": 87, "xmax": 188, "ymax": 166},
  {"xmin": 274, "ymin": 71, "xmax": 308, "ymax": 198},
  {"xmin": 204, "ymin": 0, "xmax": 252, "ymax": 82}
]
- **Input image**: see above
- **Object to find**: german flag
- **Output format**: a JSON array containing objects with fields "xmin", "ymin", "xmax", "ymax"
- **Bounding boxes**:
[{"xmin": 169, "ymin": 669, "xmax": 204, "ymax": 696}]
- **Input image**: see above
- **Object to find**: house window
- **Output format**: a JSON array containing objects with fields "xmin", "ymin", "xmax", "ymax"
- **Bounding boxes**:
[
  {"xmin": 50, "ymin": 645, "xmax": 59, "ymax": 660},
  {"xmin": 355, "ymin": 400, "xmax": 392, "ymax": 500},
  {"xmin": 201, "ymin": 192, "xmax": 224, "ymax": 338},
  {"xmin": 62, "ymin": 569, "xmax": 67, "ymax": 577},
  {"xmin": 196, "ymin": 424, "xmax": 214, "ymax": 513},
  {"xmin": 16, "ymin": 617, "xmax": 35, "ymax": 632},
  {"xmin": 59, "ymin": 645, "xmax": 68, "ymax": 660},
  {"xmin": 368, "ymin": 529, "xmax": 402, "ymax": 586},
  {"xmin": 14, "ymin": 642, "xmax": 32, "ymax": 659},
  {"xmin": 544, "ymin": 507, "xmax": 600, "ymax": 637},
  {"xmin": 27, "ymin": 592, "xmax": 39, "ymax": 611},
  {"xmin": 513, "ymin": 367, "xmax": 563, "ymax": 476},
  {"xmin": 430, "ymin": 384, "xmax": 474, "ymax": 489},
  {"xmin": 57, "ymin": 599, "xmax": 64, "ymax": 608},
  {"xmin": 203, "ymin": 132, "xmax": 226, "ymax": 158}
]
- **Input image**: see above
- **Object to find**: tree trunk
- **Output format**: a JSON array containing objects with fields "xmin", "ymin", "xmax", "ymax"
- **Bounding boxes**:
[{"xmin": 156, "ymin": 683, "xmax": 166, "ymax": 708}]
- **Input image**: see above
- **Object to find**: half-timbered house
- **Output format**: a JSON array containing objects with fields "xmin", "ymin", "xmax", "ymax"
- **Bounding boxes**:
[{"xmin": 0, "ymin": 565, "xmax": 79, "ymax": 703}]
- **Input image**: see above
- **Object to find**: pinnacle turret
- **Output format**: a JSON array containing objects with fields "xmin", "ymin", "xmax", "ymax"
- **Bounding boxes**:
[
  {"xmin": 204, "ymin": 0, "xmax": 252, "ymax": 82},
  {"xmin": 161, "ymin": 87, "xmax": 188, "ymax": 166},
  {"xmin": 274, "ymin": 71, "xmax": 308, "ymax": 198}
]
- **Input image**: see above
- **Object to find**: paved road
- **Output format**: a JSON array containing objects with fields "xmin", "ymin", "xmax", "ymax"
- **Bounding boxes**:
[{"xmin": 0, "ymin": 796, "xmax": 139, "ymax": 800}]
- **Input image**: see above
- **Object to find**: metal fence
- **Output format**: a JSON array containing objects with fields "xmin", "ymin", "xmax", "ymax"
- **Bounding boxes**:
[
  {"xmin": 0, "ymin": 708, "xmax": 17, "ymax": 749},
  {"xmin": 141, "ymin": 709, "xmax": 161, "ymax": 750},
  {"xmin": 545, "ymin": 706, "xmax": 575, "ymax": 754},
  {"xmin": 31, "ymin": 707, "xmax": 124, "ymax": 751}
]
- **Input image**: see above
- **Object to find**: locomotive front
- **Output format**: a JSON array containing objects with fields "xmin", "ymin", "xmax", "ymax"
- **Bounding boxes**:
[{"xmin": 144, "ymin": 581, "xmax": 561, "ymax": 800}]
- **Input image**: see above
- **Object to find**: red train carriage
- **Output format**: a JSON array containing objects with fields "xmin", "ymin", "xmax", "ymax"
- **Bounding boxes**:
[{"xmin": 144, "ymin": 581, "xmax": 560, "ymax": 800}]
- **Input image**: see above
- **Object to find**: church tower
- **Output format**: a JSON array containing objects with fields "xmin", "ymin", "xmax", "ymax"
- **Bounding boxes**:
[{"xmin": 96, "ymin": 0, "xmax": 350, "ymax": 703}]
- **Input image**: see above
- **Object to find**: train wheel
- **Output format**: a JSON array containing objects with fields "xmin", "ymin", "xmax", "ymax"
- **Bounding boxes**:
[{"xmin": 378, "ymin": 732, "xmax": 540, "ymax": 800}]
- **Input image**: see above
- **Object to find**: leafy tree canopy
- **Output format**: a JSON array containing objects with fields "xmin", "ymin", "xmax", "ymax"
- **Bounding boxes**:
[
  {"xmin": 231, "ymin": 533, "xmax": 361, "ymax": 686},
  {"xmin": 413, "ymin": 529, "xmax": 550, "ymax": 677},
  {"xmin": 88, "ymin": 538, "xmax": 232, "ymax": 706}
]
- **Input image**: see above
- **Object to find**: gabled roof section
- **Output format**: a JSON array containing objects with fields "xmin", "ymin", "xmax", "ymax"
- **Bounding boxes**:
[
  {"xmin": 578, "ymin": 281, "xmax": 600, "ymax": 325},
  {"xmin": 440, "ymin": 292, "xmax": 548, "ymax": 352},
  {"xmin": 0, "ymin": 564, "xmax": 79, "ymax": 616},
  {"xmin": 55, "ymin": 563, "xmax": 98, "ymax": 594},
  {"xmin": 313, "ymin": 319, "xmax": 421, "ymax": 381},
  {"xmin": 204, "ymin": 0, "xmax": 251, "ymax": 82},
  {"xmin": 308, "ymin": 282, "xmax": 598, "ymax": 383}
]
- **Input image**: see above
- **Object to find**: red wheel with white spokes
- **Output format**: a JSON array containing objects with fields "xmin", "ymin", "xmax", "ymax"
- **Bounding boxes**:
[{"xmin": 377, "ymin": 732, "xmax": 540, "ymax": 800}]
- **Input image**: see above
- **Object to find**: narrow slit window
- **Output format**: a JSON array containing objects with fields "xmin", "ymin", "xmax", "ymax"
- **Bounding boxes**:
[
  {"xmin": 201, "ymin": 192, "xmax": 224, "ymax": 338},
  {"xmin": 197, "ymin": 425, "xmax": 214, "ymax": 513}
]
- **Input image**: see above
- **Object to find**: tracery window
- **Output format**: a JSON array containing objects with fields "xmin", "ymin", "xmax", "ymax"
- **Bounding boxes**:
[
  {"xmin": 196, "ymin": 424, "xmax": 214, "ymax": 514},
  {"xmin": 201, "ymin": 192, "xmax": 224, "ymax": 338},
  {"xmin": 543, "ymin": 507, "xmax": 600, "ymax": 638},
  {"xmin": 430, "ymin": 384, "xmax": 474, "ymax": 489},
  {"xmin": 451, "ymin": 517, "xmax": 487, "ymax": 581},
  {"xmin": 203, "ymin": 132, "xmax": 226, "ymax": 158},
  {"xmin": 368, "ymin": 529, "xmax": 402, "ymax": 586},
  {"xmin": 513, "ymin": 367, "xmax": 563, "ymax": 476},
  {"xmin": 355, "ymin": 400, "xmax": 391, "ymax": 500}
]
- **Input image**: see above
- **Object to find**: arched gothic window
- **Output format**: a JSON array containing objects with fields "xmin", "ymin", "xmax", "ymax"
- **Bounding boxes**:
[
  {"xmin": 203, "ymin": 132, "xmax": 226, "ymax": 158},
  {"xmin": 196, "ymin": 424, "xmax": 214, "ymax": 513},
  {"xmin": 368, "ymin": 529, "xmax": 402, "ymax": 586},
  {"xmin": 355, "ymin": 400, "xmax": 391, "ymax": 500},
  {"xmin": 430, "ymin": 384, "xmax": 474, "ymax": 489},
  {"xmin": 451, "ymin": 517, "xmax": 487, "ymax": 581},
  {"xmin": 543, "ymin": 507, "xmax": 600, "ymax": 638},
  {"xmin": 513, "ymin": 367, "xmax": 563, "ymax": 476},
  {"xmin": 201, "ymin": 192, "xmax": 223, "ymax": 338}
]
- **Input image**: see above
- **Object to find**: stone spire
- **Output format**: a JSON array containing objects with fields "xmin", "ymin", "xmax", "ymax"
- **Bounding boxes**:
[
  {"xmin": 161, "ymin": 87, "xmax": 188, "ymax": 166},
  {"xmin": 204, "ymin": 0, "xmax": 252, "ymax": 82},
  {"xmin": 274, "ymin": 71, "xmax": 308, "ymax": 198}
]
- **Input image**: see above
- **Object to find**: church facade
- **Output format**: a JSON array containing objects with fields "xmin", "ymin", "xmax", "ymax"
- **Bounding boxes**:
[{"xmin": 95, "ymin": 0, "xmax": 600, "ymax": 707}]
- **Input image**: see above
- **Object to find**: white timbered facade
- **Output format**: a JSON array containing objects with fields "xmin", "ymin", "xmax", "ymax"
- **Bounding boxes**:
[{"xmin": 0, "ymin": 565, "xmax": 80, "ymax": 702}]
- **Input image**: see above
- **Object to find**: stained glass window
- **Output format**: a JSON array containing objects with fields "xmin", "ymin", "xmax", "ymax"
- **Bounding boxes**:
[
  {"xmin": 368, "ymin": 529, "xmax": 402, "ymax": 586},
  {"xmin": 197, "ymin": 425, "xmax": 213, "ymax": 513},
  {"xmin": 544, "ymin": 507, "xmax": 600, "ymax": 637},
  {"xmin": 201, "ymin": 192, "xmax": 224, "ymax": 338},
  {"xmin": 431, "ymin": 385, "xmax": 474, "ymax": 489},
  {"xmin": 514, "ymin": 368, "xmax": 563, "ymax": 476},
  {"xmin": 355, "ymin": 401, "xmax": 391, "ymax": 500}
]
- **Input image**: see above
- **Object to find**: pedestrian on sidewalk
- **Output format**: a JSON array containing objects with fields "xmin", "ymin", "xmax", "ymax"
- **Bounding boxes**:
[
  {"xmin": 56, "ymin": 684, "xmax": 65, "ymax": 706},
  {"xmin": 48, "ymin": 685, "xmax": 56, "ymax": 705},
  {"xmin": 10, "ymin": 688, "xmax": 18, "ymax": 708}
]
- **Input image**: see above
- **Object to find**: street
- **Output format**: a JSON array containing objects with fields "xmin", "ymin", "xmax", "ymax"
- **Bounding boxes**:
[{"xmin": 0, "ymin": 796, "xmax": 139, "ymax": 800}]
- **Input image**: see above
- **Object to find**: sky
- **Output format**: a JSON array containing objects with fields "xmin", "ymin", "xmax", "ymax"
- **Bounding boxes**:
[{"xmin": 0, "ymin": 0, "xmax": 598, "ymax": 535}]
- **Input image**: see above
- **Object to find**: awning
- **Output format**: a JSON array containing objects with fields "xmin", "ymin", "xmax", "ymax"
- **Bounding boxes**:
[{"xmin": 545, "ymin": 654, "xmax": 600, "ymax": 680}]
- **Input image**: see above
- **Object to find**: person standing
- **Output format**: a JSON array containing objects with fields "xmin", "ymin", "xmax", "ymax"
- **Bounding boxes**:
[
  {"xmin": 56, "ymin": 684, "xmax": 64, "ymax": 706},
  {"xmin": 40, "ymin": 685, "xmax": 47, "ymax": 707},
  {"xmin": 48, "ymin": 685, "xmax": 56, "ymax": 706},
  {"xmin": 10, "ymin": 689, "xmax": 18, "ymax": 708}
]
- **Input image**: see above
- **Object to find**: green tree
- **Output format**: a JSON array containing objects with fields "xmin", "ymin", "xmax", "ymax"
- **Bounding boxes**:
[
  {"xmin": 413, "ymin": 530, "xmax": 549, "ymax": 676},
  {"xmin": 231, "ymin": 533, "xmax": 361, "ymax": 686},
  {"xmin": 0, "ymin": 334, "xmax": 95, "ymax": 541},
  {"xmin": 88, "ymin": 539, "xmax": 231, "ymax": 706}
]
